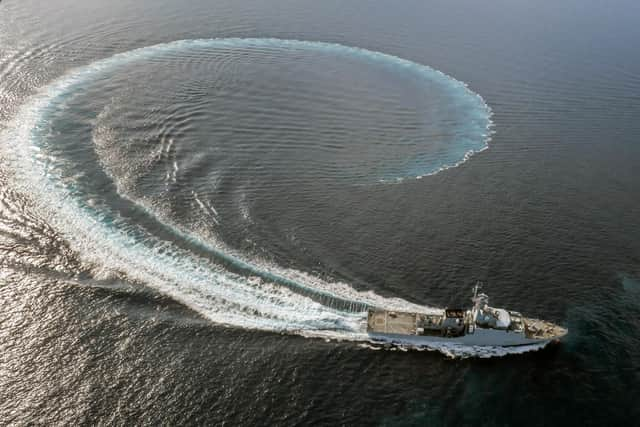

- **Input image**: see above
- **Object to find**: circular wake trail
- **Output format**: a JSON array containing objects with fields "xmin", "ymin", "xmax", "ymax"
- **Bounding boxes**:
[{"xmin": 2, "ymin": 38, "xmax": 515, "ymax": 357}]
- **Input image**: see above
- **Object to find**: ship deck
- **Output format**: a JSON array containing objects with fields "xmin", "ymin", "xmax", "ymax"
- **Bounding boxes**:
[
  {"xmin": 524, "ymin": 318, "xmax": 568, "ymax": 340},
  {"xmin": 367, "ymin": 310, "xmax": 417, "ymax": 335},
  {"xmin": 367, "ymin": 310, "xmax": 568, "ymax": 341}
]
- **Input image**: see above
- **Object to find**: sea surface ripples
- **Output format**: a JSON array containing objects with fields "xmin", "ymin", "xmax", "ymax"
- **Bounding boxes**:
[{"xmin": 1, "ymin": 0, "xmax": 639, "ymax": 424}]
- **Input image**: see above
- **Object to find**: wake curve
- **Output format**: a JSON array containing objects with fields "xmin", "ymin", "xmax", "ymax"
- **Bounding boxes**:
[{"xmin": 0, "ymin": 38, "xmax": 525, "ymax": 358}]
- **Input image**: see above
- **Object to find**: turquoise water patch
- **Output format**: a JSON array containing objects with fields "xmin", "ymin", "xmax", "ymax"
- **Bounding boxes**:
[{"xmin": 621, "ymin": 276, "xmax": 640, "ymax": 293}]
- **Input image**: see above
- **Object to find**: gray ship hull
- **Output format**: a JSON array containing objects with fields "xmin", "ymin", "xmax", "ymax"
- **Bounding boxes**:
[{"xmin": 368, "ymin": 328, "xmax": 551, "ymax": 347}]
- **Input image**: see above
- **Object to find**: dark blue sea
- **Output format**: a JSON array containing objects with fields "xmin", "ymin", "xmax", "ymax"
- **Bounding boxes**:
[{"xmin": 1, "ymin": 0, "xmax": 639, "ymax": 425}]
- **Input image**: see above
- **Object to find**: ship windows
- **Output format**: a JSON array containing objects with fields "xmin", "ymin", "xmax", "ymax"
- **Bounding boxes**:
[{"xmin": 445, "ymin": 309, "xmax": 465, "ymax": 318}]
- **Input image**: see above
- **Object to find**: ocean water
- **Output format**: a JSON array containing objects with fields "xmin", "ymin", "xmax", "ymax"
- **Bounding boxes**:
[{"xmin": 1, "ymin": 0, "xmax": 639, "ymax": 425}]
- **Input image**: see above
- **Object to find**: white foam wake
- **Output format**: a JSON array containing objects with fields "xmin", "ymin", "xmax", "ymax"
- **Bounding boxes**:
[{"xmin": 0, "ymin": 38, "xmax": 538, "ymax": 359}]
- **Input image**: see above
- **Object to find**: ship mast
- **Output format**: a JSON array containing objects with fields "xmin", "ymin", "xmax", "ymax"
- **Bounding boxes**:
[{"xmin": 471, "ymin": 281, "xmax": 487, "ymax": 310}]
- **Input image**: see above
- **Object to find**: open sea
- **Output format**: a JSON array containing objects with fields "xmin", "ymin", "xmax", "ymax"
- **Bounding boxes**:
[{"xmin": 1, "ymin": 0, "xmax": 639, "ymax": 425}]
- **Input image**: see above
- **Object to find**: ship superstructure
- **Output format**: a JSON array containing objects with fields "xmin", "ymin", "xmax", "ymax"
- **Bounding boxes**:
[{"xmin": 367, "ymin": 283, "xmax": 567, "ymax": 347}]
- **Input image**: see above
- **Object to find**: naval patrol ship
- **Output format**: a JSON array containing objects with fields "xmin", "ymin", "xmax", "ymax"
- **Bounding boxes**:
[{"xmin": 367, "ymin": 284, "xmax": 567, "ymax": 347}]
